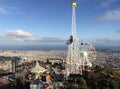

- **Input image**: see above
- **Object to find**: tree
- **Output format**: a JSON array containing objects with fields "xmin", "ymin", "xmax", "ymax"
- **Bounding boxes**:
[{"xmin": 79, "ymin": 77, "xmax": 87, "ymax": 89}]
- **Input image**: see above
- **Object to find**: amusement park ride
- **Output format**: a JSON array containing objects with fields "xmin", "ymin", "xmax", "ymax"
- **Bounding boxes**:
[{"xmin": 65, "ymin": 2, "xmax": 96, "ymax": 76}]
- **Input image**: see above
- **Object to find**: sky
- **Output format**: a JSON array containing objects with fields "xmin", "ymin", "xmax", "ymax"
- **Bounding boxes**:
[{"xmin": 0, "ymin": 0, "xmax": 120, "ymax": 47}]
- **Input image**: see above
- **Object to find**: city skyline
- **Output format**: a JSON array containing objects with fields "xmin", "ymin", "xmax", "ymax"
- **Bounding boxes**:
[{"xmin": 0, "ymin": 0, "xmax": 120, "ymax": 47}]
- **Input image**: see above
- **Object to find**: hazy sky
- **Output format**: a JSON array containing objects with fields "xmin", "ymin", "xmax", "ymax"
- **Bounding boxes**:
[{"xmin": 0, "ymin": 0, "xmax": 120, "ymax": 46}]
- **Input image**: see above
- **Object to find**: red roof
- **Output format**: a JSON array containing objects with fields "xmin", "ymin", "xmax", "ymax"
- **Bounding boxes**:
[
  {"xmin": 115, "ymin": 70, "xmax": 120, "ymax": 74},
  {"xmin": 0, "ymin": 77, "xmax": 10, "ymax": 86}
]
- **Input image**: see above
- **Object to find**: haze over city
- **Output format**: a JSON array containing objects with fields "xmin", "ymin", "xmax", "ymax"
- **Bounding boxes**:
[{"xmin": 0, "ymin": 0, "xmax": 120, "ymax": 48}]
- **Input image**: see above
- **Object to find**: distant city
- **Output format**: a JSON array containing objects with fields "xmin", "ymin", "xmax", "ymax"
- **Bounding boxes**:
[{"xmin": 0, "ymin": 48, "xmax": 120, "ymax": 71}]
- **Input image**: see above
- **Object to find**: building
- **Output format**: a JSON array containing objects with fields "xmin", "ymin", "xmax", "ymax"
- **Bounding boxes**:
[{"xmin": 12, "ymin": 56, "xmax": 24, "ymax": 73}]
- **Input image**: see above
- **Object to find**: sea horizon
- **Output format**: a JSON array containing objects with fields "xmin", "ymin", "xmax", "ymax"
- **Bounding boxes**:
[{"xmin": 0, "ymin": 44, "xmax": 120, "ymax": 51}]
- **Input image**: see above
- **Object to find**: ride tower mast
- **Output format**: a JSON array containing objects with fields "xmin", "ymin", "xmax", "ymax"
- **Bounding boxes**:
[
  {"xmin": 65, "ymin": 2, "xmax": 97, "ymax": 77},
  {"xmin": 65, "ymin": 2, "xmax": 82, "ymax": 77}
]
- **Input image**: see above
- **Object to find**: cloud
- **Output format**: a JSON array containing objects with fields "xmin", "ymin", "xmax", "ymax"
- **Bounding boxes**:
[
  {"xmin": 97, "ymin": 38, "xmax": 120, "ymax": 43},
  {"xmin": 0, "ymin": 0, "xmax": 23, "ymax": 15},
  {"xmin": 5, "ymin": 29, "xmax": 38, "ymax": 42},
  {"xmin": 0, "ymin": 34, "xmax": 5, "ymax": 38},
  {"xmin": 13, "ymin": 38, "xmax": 24, "ymax": 42},
  {"xmin": 25, "ymin": 37, "xmax": 65, "ymax": 42},
  {"xmin": 0, "ymin": 7, "xmax": 8, "ymax": 14},
  {"xmin": 40, "ymin": 37, "xmax": 65, "ymax": 42},
  {"xmin": 0, "ymin": 29, "xmax": 35, "ymax": 42},
  {"xmin": 6, "ymin": 29, "xmax": 33, "ymax": 38},
  {"xmin": 97, "ymin": 8, "xmax": 120, "ymax": 22},
  {"xmin": 117, "ymin": 29, "xmax": 120, "ymax": 33},
  {"xmin": 101, "ymin": 0, "xmax": 118, "ymax": 7},
  {"xmin": 0, "ymin": 29, "xmax": 65, "ymax": 42}
]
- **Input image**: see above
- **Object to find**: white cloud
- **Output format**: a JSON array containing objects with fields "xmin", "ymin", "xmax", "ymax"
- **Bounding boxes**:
[
  {"xmin": 6, "ymin": 29, "xmax": 33, "ymax": 38},
  {"xmin": 0, "ymin": 29, "xmax": 65, "ymax": 42},
  {"xmin": 101, "ymin": 0, "xmax": 118, "ymax": 7},
  {"xmin": 0, "ymin": 35, "xmax": 5, "ymax": 38},
  {"xmin": 0, "ymin": 29, "xmax": 35, "ymax": 42},
  {"xmin": 0, "ymin": 1, "xmax": 23, "ymax": 15},
  {"xmin": 40, "ymin": 37, "xmax": 65, "ymax": 42},
  {"xmin": 0, "ymin": 7, "xmax": 8, "ymax": 14},
  {"xmin": 97, "ymin": 38, "xmax": 120, "ymax": 43},
  {"xmin": 24, "ymin": 37, "xmax": 65, "ymax": 42},
  {"xmin": 97, "ymin": 8, "xmax": 120, "ymax": 21},
  {"xmin": 13, "ymin": 38, "xmax": 24, "ymax": 42}
]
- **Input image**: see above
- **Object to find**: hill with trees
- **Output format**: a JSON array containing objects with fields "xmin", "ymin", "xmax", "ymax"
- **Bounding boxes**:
[{"xmin": 65, "ymin": 66, "xmax": 120, "ymax": 89}]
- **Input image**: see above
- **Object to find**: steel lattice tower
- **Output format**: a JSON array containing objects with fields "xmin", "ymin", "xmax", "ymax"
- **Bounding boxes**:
[{"xmin": 65, "ymin": 2, "xmax": 82, "ymax": 76}]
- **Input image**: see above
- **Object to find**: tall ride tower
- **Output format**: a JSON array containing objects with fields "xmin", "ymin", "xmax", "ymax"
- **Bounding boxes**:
[
  {"xmin": 65, "ymin": 2, "xmax": 96, "ymax": 77},
  {"xmin": 72, "ymin": 2, "xmax": 76, "ymax": 40},
  {"xmin": 66, "ymin": 2, "xmax": 82, "ymax": 76}
]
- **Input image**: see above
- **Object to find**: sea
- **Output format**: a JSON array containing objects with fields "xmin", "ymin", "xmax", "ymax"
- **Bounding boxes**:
[
  {"xmin": 0, "ymin": 45, "xmax": 68, "ymax": 51},
  {"xmin": 0, "ymin": 45, "xmax": 120, "ymax": 51}
]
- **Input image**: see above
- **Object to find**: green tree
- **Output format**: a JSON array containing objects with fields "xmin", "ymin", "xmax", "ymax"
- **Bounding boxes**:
[
  {"xmin": 109, "ymin": 78, "xmax": 119, "ymax": 89},
  {"xmin": 79, "ymin": 77, "xmax": 87, "ymax": 89}
]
